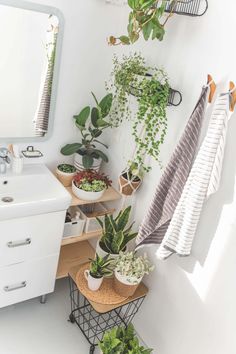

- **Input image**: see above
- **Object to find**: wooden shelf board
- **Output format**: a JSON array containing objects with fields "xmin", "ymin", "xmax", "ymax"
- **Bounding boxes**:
[
  {"xmin": 61, "ymin": 230, "xmax": 101, "ymax": 246},
  {"xmin": 56, "ymin": 241, "xmax": 95, "ymax": 279},
  {"xmin": 69, "ymin": 264, "xmax": 148, "ymax": 314},
  {"xmin": 67, "ymin": 186, "xmax": 121, "ymax": 207}
]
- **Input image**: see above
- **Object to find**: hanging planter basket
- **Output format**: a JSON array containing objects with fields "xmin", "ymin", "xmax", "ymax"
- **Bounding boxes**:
[
  {"xmin": 118, "ymin": 171, "xmax": 142, "ymax": 196},
  {"xmin": 165, "ymin": 0, "xmax": 208, "ymax": 17}
]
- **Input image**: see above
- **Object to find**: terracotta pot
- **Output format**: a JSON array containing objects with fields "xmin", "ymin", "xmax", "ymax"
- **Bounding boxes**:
[
  {"xmin": 56, "ymin": 168, "xmax": 76, "ymax": 187},
  {"xmin": 84, "ymin": 270, "xmax": 103, "ymax": 291},
  {"xmin": 119, "ymin": 174, "xmax": 141, "ymax": 196},
  {"xmin": 74, "ymin": 153, "xmax": 102, "ymax": 172},
  {"xmin": 114, "ymin": 270, "xmax": 142, "ymax": 297},
  {"xmin": 72, "ymin": 180, "xmax": 105, "ymax": 201}
]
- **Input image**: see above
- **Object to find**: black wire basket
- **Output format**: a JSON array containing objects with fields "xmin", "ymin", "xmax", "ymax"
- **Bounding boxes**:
[{"xmin": 165, "ymin": 0, "xmax": 208, "ymax": 16}]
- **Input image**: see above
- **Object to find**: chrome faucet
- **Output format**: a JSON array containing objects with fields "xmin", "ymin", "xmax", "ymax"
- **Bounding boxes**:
[{"xmin": 0, "ymin": 148, "xmax": 11, "ymax": 174}]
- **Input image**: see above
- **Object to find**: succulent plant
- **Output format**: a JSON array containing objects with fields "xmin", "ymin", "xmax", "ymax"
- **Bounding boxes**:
[
  {"xmin": 89, "ymin": 254, "xmax": 113, "ymax": 278},
  {"xmin": 73, "ymin": 170, "xmax": 112, "ymax": 192}
]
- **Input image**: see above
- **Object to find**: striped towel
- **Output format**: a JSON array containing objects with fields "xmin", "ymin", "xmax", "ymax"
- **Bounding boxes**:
[
  {"xmin": 156, "ymin": 92, "xmax": 231, "ymax": 259},
  {"xmin": 136, "ymin": 86, "xmax": 209, "ymax": 248}
]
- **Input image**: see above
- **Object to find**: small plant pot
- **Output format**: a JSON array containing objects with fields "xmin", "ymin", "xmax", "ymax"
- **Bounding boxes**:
[
  {"xmin": 119, "ymin": 173, "xmax": 142, "ymax": 196},
  {"xmin": 84, "ymin": 270, "xmax": 103, "ymax": 291},
  {"xmin": 74, "ymin": 152, "xmax": 102, "ymax": 172},
  {"xmin": 114, "ymin": 270, "xmax": 142, "ymax": 297},
  {"xmin": 56, "ymin": 167, "xmax": 76, "ymax": 187},
  {"xmin": 72, "ymin": 181, "xmax": 105, "ymax": 201}
]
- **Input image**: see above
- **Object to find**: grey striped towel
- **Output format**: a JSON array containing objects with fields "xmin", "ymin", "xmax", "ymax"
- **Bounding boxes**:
[
  {"xmin": 156, "ymin": 92, "xmax": 231, "ymax": 259},
  {"xmin": 136, "ymin": 86, "xmax": 209, "ymax": 249}
]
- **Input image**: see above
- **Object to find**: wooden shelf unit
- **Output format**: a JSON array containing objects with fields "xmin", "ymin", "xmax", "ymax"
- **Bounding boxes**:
[
  {"xmin": 57, "ymin": 241, "xmax": 95, "ymax": 279},
  {"xmin": 56, "ymin": 185, "xmax": 121, "ymax": 279}
]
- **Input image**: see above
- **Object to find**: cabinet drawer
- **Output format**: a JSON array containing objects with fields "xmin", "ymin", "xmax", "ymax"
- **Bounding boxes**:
[
  {"xmin": 0, "ymin": 211, "xmax": 65, "ymax": 267},
  {"xmin": 0, "ymin": 255, "xmax": 58, "ymax": 308}
]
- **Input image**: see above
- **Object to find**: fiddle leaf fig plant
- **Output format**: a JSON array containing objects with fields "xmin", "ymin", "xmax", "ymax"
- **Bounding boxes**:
[
  {"xmin": 61, "ymin": 92, "xmax": 113, "ymax": 169},
  {"xmin": 108, "ymin": 0, "xmax": 178, "ymax": 46}
]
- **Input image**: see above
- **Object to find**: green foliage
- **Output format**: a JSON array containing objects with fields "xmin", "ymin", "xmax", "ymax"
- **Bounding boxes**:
[
  {"xmin": 57, "ymin": 164, "xmax": 76, "ymax": 174},
  {"xmin": 99, "ymin": 324, "xmax": 153, "ymax": 354},
  {"xmin": 107, "ymin": 53, "xmax": 169, "ymax": 173},
  {"xmin": 89, "ymin": 254, "xmax": 113, "ymax": 278},
  {"xmin": 115, "ymin": 251, "xmax": 154, "ymax": 284},
  {"xmin": 108, "ymin": 0, "xmax": 178, "ymax": 46},
  {"xmin": 61, "ymin": 92, "xmax": 113, "ymax": 169},
  {"xmin": 78, "ymin": 179, "xmax": 107, "ymax": 192},
  {"xmin": 73, "ymin": 170, "xmax": 112, "ymax": 192},
  {"xmin": 97, "ymin": 206, "xmax": 138, "ymax": 255}
]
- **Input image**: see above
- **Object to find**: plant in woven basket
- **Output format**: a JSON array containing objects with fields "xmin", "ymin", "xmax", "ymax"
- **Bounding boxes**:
[
  {"xmin": 89, "ymin": 254, "xmax": 114, "ymax": 278},
  {"xmin": 57, "ymin": 164, "xmax": 76, "ymax": 174},
  {"xmin": 96, "ymin": 206, "xmax": 138, "ymax": 255},
  {"xmin": 108, "ymin": 0, "xmax": 178, "ymax": 46},
  {"xmin": 108, "ymin": 53, "xmax": 169, "ymax": 173},
  {"xmin": 115, "ymin": 251, "xmax": 154, "ymax": 284},
  {"xmin": 73, "ymin": 170, "xmax": 112, "ymax": 192},
  {"xmin": 61, "ymin": 92, "xmax": 113, "ymax": 169},
  {"xmin": 99, "ymin": 323, "xmax": 153, "ymax": 354}
]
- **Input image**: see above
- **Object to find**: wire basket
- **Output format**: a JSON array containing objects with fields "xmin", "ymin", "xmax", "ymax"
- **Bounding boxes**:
[{"xmin": 165, "ymin": 0, "xmax": 208, "ymax": 16}]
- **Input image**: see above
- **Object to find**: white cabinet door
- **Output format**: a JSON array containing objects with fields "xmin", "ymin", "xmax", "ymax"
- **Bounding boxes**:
[
  {"xmin": 0, "ymin": 211, "xmax": 65, "ymax": 267},
  {"xmin": 0, "ymin": 255, "xmax": 58, "ymax": 308}
]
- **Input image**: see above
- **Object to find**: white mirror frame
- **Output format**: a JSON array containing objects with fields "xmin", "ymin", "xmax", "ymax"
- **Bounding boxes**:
[{"xmin": 0, "ymin": 0, "xmax": 64, "ymax": 143}]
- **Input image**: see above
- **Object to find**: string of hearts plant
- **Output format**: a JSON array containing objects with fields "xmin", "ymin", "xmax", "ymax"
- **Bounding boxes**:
[{"xmin": 108, "ymin": 0, "xmax": 178, "ymax": 46}]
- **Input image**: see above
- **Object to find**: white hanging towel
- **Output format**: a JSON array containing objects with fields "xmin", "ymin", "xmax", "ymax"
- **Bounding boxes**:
[{"xmin": 157, "ymin": 92, "xmax": 232, "ymax": 260}]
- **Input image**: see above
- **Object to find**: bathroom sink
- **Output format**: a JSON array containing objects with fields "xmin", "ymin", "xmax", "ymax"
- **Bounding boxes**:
[{"xmin": 0, "ymin": 164, "xmax": 71, "ymax": 221}]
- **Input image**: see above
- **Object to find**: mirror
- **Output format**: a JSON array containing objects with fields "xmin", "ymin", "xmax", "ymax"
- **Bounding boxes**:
[{"xmin": 0, "ymin": 1, "xmax": 63, "ymax": 141}]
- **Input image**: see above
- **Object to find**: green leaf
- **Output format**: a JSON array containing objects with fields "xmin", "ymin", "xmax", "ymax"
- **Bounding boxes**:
[
  {"xmin": 130, "ymin": 31, "xmax": 139, "ymax": 43},
  {"xmin": 92, "ymin": 149, "xmax": 109, "ymax": 162},
  {"xmin": 97, "ymin": 119, "xmax": 110, "ymax": 127},
  {"xmin": 128, "ymin": 0, "xmax": 136, "ymax": 9},
  {"xmin": 96, "ymin": 217, "xmax": 103, "ymax": 228},
  {"xmin": 91, "ymin": 129, "xmax": 102, "ymax": 138},
  {"xmin": 142, "ymin": 21, "xmax": 153, "ymax": 41},
  {"xmin": 91, "ymin": 107, "xmax": 100, "ymax": 127},
  {"xmin": 60, "ymin": 143, "xmax": 82, "ymax": 155},
  {"xmin": 116, "ymin": 206, "xmax": 132, "ymax": 231},
  {"xmin": 82, "ymin": 154, "xmax": 93, "ymax": 169},
  {"xmin": 74, "ymin": 106, "xmax": 90, "ymax": 127},
  {"xmin": 99, "ymin": 93, "xmax": 113, "ymax": 118},
  {"xmin": 111, "ymin": 231, "xmax": 124, "ymax": 254},
  {"xmin": 119, "ymin": 35, "xmax": 130, "ymax": 45},
  {"xmin": 93, "ymin": 139, "xmax": 108, "ymax": 148}
]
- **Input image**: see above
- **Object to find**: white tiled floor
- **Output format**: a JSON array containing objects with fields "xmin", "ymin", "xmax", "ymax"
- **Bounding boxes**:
[{"xmin": 0, "ymin": 279, "xmax": 96, "ymax": 354}]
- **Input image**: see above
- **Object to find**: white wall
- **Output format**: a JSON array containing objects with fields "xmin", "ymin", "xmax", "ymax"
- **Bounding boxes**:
[
  {"xmin": 102, "ymin": 1, "xmax": 236, "ymax": 354},
  {"xmin": 7, "ymin": 1, "xmax": 236, "ymax": 353}
]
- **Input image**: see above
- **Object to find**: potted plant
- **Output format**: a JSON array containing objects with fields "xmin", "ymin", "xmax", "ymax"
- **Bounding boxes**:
[
  {"xmin": 61, "ymin": 92, "xmax": 113, "ymax": 171},
  {"xmin": 56, "ymin": 163, "xmax": 77, "ymax": 187},
  {"xmin": 72, "ymin": 170, "xmax": 112, "ymax": 201},
  {"xmin": 119, "ymin": 161, "xmax": 143, "ymax": 196},
  {"xmin": 96, "ymin": 206, "xmax": 138, "ymax": 259},
  {"xmin": 114, "ymin": 251, "xmax": 154, "ymax": 297},
  {"xmin": 108, "ymin": 0, "xmax": 177, "ymax": 46},
  {"xmin": 84, "ymin": 254, "xmax": 113, "ymax": 291},
  {"xmin": 99, "ymin": 323, "xmax": 153, "ymax": 354},
  {"xmin": 107, "ymin": 54, "xmax": 169, "ymax": 194}
]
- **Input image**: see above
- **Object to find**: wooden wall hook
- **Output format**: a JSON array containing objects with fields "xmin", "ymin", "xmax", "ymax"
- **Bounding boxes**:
[
  {"xmin": 229, "ymin": 81, "xmax": 236, "ymax": 112},
  {"xmin": 207, "ymin": 74, "xmax": 216, "ymax": 103}
]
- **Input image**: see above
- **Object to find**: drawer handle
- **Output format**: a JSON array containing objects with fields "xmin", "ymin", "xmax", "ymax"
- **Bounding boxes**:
[
  {"xmin": 4, "ymin": 281, "xmax": 27, "ymax": 292},
  {"xmin": 7, "ymin": 238, "xmax": 31, "ymax": 248}
]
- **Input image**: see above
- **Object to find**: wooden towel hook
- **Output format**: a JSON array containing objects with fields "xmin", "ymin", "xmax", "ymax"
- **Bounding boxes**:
[
  {"xmin": 229, "ymin": 81, "xmax": 236, "ymax": 112},
  {"xmin": 207, "ymin": 74, "xmax": 216, "ymax": 103}
]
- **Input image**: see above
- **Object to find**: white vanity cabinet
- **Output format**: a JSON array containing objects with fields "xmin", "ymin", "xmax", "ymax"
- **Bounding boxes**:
[{"xmin": 0, "ymin": 211, "xmax": 66, "ymax": 308}]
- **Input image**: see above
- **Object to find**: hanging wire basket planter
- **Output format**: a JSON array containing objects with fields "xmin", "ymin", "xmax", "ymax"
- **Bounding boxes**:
[{"xmin": 165, "ymin": 0, "xmax": 208, "ymax": 17}]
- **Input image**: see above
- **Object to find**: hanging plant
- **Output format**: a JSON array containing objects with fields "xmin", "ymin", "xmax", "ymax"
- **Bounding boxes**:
[
  {"xmin": 108, "ymin": 0, "xmax": 178, "ymax": 46},
  {"xmin": 108, "ymin": 53, "xmax": 169, "ymax": 178}
]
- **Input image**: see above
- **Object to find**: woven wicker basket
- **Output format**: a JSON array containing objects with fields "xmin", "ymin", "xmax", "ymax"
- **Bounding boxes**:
[
  {"xmin": 119, "ymin": 174, "xmax": 141, "ymax": 196},
  {"xmin": 114, "ymin": 271, "xmax": 142, "ymax": 297},
  {"xmin": 56, "ymin": 169, "xmax": 76, "ymax": 187}
]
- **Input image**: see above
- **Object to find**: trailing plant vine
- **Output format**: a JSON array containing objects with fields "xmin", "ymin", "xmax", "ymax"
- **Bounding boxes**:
[
  {"xmin": 107, "ymin": 53, "xmax": 169, "ymax": 173},
  {"xmin": 108, "ymin": 0, "xmax": 178, "ymax": 46}
]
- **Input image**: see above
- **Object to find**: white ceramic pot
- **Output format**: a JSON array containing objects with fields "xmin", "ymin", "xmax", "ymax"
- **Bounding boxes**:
[
  {"xmin": 74, "ymin": 153, "xmax": 102, "ymax": 172},
  {"xmin": 72, "ymin": 181, "xmax": 105, "ymax": 201},
  {"xmin": 84, "ymin": 270, "xmax": 103, "ymax": 291}
]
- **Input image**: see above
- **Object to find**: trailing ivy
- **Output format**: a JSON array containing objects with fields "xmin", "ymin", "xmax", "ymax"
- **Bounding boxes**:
[{"xmin": 107, "ymin": 53, "xmax": 169, "ymax": 173}]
